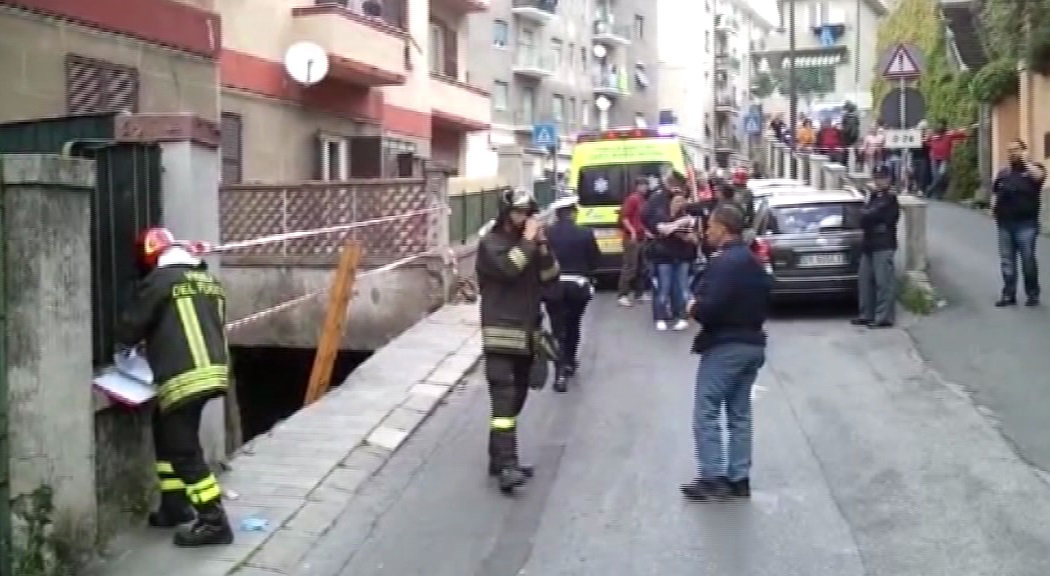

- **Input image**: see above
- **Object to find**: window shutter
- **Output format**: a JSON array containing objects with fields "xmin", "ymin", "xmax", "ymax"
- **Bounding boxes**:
[
  {"xmin": 105, "ymin": 66, "xmax": 139, "ymax": 113},
  {"xmin": 66, "ymin": 56, "xmax": 103, "ymax": 115},
  {"xmin": 220, "ymin": 112, "xmax": 243, "ymax": 184},
  {"xmin": 442, "ymin": 23, "xmax": 458, "ymax": 78}
]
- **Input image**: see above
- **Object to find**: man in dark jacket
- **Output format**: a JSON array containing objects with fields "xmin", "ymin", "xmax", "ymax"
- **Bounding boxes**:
[
  {"xmin": 992, "ymin": 138, "xmax": 1046, "ymax": 307},
  {"xmin": 681, "ymin": 204, "xmax": 770, "ymax": 502},
  {"xmin": 852, "ymin": 164, "xmax": 901, "ymax": 328},
  {"xmin": 476, "ymin": 187, "xmax": 560, "ymax": 493},
  {"xmin": 116, "ymin": 227, "xmax": 234, "ymax": 547},
  {"xmin": 545, "ymin": 195, "xmax": 601, "ymax": 392}
]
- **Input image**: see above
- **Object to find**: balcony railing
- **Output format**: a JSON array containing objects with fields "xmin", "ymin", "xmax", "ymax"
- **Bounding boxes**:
[
  {"xmin": 512, "ymin": 0, "xmax": 557, "ymax": 15},
  {"xmin": 714, "ymin": 136, "xmax": 740, "ymax": 150},
  {"xmin": 312, "ymin": 0, "xmax": 406, "ymax": 31},
  {"xmin": 593, "ymin": 70, "xmax": 628, "ymax": 94},
  {"xmin": 715, "ymin": 55, "xmax": 741, "ymax": 71},
  {"xmin": 513, "ymin": 50, "xmax": 555, "ymax": 72},
  {"xmin": 715, "ymin": 96, "xmax": 739, "ymax": 109},
  {"xmin": 592, "ymin": 19, "xmax": 631, "ymax": 42}
]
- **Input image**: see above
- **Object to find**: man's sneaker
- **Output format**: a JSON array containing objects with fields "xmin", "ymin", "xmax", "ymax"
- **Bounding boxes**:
[
  {"xmin": 498, "ymin": 467, "xmax": 529, "ymax": 494},
  {"xmin": 639, "ymin": 292, "xmax": 653, "ymax": 302},
  {"xmin": 679, "ymin": 478, "xmax": 728, "ymax": 502},
  {"xmin": 655, "ymin": 320, "xmax": 668, "ymax": 331},
  {"xmin": 672, "ymin": 319, "xmax": 689, "ymax": 331},
  {"xmin": 726, "ymin": 477, "xmax": 751, "ymax": 498},
  {"xmin": 995, "ymin": 296, "xmax": 1017, "ymax": 307},
  {"xmin": 1026, "ymin": 296, "xmax": 1040, "ymax": 307},
  {"xmin": 488, "ymin": 462, "xmax": 535, "ymax": 477},
  {"xmin": 617, "ymin": 295, "xmax": 633, "ymax": 307}
]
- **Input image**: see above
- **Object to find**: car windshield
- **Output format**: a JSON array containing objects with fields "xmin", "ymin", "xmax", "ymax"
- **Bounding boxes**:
[
  {"xmin": 768, "ymin": 202, "xmax": 862, "ymax": 234},
  {"xmin": 577, "ymin": 162, "xmax": 672, "ymax": 205}
]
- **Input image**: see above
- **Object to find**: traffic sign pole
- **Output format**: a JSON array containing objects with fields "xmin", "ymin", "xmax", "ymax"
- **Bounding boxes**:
[{"xmin": 880, "ymin": 43, "xmax": 924, "ymax": 186}]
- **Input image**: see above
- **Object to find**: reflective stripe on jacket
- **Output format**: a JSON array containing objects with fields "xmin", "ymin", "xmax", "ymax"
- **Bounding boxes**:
[{"xmin": 116, "ymin": 262, "xmax": 230, "ymax": 412}]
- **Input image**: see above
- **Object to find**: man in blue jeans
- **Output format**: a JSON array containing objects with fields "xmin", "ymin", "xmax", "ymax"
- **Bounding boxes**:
[
  {"xmin": 681, "ymin": 204, "xmax": 771, "ymax": 501},
  {"xmin": 993, "ymin": 139, "xmax": 1046, "ymax": 307}
]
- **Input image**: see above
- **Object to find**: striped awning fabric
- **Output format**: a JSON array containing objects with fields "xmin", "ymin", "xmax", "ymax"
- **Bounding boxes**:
[{"xmin": 785, "ymin": 54, "xmax": 843, "ymax": 68}]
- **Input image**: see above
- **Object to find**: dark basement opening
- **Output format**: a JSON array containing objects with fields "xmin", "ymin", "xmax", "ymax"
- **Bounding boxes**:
[{"xmin": 231, "ymin": 346, "xmax": 372, "ymax": 443}]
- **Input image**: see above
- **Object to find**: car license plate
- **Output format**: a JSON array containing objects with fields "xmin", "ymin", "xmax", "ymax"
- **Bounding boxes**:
[
  {"xmin": 798, "ymin": 252, "xmax": 846, "ymax": 267},
  {"xmin": 592, "ymin": 228, "xmax": 619, "ymax": 238},
  {"xmin": 597, "ymin": 236, "xmax": 622, "ymax": 253}
]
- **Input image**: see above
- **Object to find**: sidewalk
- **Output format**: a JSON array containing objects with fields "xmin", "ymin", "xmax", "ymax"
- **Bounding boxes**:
[{"xmin": 87, "ymin": 303, "xmax": 482, "ymax": 576}]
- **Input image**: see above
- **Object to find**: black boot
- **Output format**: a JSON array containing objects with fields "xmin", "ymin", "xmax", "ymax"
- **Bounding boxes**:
[
  {"xmin": 726, "ymin": 477, "xmax": 751, "ymax": 498},
  {"xmin": 148, "ymin": 492, "xmax": 195, "ymax": 528},
  {"xmin": 553, "ymin": 374, "xmax": 568, "ymax": 393},
  {"xmin": 488, "ymin": 461, "xmax": 534, "ymax": 478},
  {"xmin": 498, "ymin": 467, "xmax": 528, "ymax": 494},
  {"xmin": 173, "ymin": 505, "xmax": 234, "ymax": 547},
  {"xmin": 679, "ymin": 478, "xmax": 728, "ymax": 502}
]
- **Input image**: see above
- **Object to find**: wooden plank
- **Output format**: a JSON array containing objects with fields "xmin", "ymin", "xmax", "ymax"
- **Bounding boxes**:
[{"xmin": 303, "ymin": 242, "xmax": 362, "ymax": 406}]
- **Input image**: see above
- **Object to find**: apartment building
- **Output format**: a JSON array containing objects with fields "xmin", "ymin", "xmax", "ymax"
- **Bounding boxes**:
[
  {"xmin": 753, "ymin": 0, "xmax": 891, "ymax": 120},
  {"xmin": 465, "ymin": 0, "xmax": 659, "ymax": 187},
  {"xmin": 713, "ymin": 0, "xmax": 773, "ymax": 168},
  {"xmin": 0, "ymin": 0, "xmax": 220, "ymax": 126},
  {"xmin": 0, "ymin": 0, "xmax": 492, "ymax": 183}
]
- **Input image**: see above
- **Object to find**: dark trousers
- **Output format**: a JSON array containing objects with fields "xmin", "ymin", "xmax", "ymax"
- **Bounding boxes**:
[
  {"xmin": 485, "ymin": 353, "xmax": 532, "ymax": 469},
  {"xmin": 153, "ymin": 397, "xmax": 223, "ymax": 512},
  {"xmin": 998, "ymin": 219, "xmax": 1041, "ymax": 299},
  {"xmin": 858, "ymin": 250, "xmax": 896, "ymax": 324},
  {"xmin": 547, "ymin": 283, "xmax": 591, "ymax": 373},
  {"xmin": 617, "ymin": 237, "xmax": 644, "ymax": 297}
]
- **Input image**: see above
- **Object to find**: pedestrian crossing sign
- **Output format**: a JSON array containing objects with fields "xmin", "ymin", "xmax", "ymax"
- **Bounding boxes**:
[
  {"xmin": 744, "ymin": 115, "xmax": 761, "ymax": 135},
  {"xmin": 532, "ymin": 123, "xmax": 558, "ymax": 148}
]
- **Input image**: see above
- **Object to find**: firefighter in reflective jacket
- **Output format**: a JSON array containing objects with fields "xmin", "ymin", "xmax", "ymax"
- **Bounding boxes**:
[
  {"xmin": 115, "ymin": 227, "xmax": 234, "ymax": 548},
  {"xmin": 543, "ymin": 195, "xmax": 600, "ymax": 393},
  {"xmin": 476, "ymin": 187, "xmax": 560, "ymax": 493}
]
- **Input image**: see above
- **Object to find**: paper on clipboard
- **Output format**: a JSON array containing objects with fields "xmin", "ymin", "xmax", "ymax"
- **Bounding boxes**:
[{"xmin": 93, "ymin": 350, "xmax": 157, "ymax": 407}]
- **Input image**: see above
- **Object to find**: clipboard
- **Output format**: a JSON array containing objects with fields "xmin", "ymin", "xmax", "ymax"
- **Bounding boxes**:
[{"xmin": 93, "ymin": 350, "xmax": 157, "ymax": 407}]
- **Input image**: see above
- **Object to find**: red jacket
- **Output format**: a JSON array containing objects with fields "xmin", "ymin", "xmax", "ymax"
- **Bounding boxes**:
[
  {"xmin": 927, "ymin": 129, "xmax": 967, "ymax": 161},
  {"xmin": 816, "ymin": 126, "xmax": 842, "ymax": 150},
  {"xmin": 619, "ymin": 192, "xmax": 645, "ymax": 238}
]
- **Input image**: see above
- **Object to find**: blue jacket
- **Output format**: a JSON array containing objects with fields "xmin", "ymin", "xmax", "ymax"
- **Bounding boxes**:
[
  {"xmin": 546, "ymin": 217, "xmax": 601, "ymax": 275},
  {"xmin": 690, "ymin": 239, "xmax": 771, "ymax": 353}
]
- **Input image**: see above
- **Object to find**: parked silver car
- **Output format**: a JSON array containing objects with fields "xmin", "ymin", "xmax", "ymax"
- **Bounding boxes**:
[{"xmin": 752, "ymin": 187, "xmax": 865, "ymax": 299}]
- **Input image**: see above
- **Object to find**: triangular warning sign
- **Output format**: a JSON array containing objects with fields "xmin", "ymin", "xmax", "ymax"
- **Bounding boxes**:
[{"xmin": 883, "ymin": 44, "xmax": 920, "ymax": 78}]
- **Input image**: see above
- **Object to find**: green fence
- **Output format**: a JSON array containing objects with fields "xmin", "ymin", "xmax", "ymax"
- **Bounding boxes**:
[{"xmin": 448, "ymin": 182, "xmax": 557, "ymax": 245}]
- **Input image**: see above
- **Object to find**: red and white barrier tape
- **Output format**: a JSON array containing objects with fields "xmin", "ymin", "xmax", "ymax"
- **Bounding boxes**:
[
  {"xmin": 197, "ymin": 207, "xmax": 444, "ymax": 254},
  {"xmin": 223, "ymin": 251, "xmax": 431, "ymax": 331}
]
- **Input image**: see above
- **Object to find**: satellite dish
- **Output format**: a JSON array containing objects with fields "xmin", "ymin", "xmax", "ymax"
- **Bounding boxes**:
[
  {"xmin": 594, "ymin": 96, "xmax": 611, "ymax": 111},
  {"xmin": 284, "ymin": 42, "xmax": 329, "ymax": 86},
  {"xmin": 592, "ymin": 44, "xmax": 607, "ymax": 59}
]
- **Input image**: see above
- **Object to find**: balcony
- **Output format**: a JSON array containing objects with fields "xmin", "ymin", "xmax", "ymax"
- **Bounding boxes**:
[
  {"xmin": 592, "ymin": 19, "xmax": 631, "ymax": 46},
  {"xmin": 512, "ymin": 0, "xmax": 556, "ymax": 23},
  {"xmin": 290, "ymin": 3, "xmax": 409, "ymax": 86},
  {"xmin": 714, "ymin": 96, "xmax": 739, "ymax": 114},
  {"xmin": 433, "ymin": 0, "xmax": 490, "ymax": 13},
  {"xmin": 593, "ymin": 70, "xmax": 628, "ymax": 97},
  {"xmin": 512, "ymin": 51, "xmax": 554, "ymax": 78},
  {"xmin": 715, "ymin": 14, "xmax": 737, "ymax": 33},
  {"xmin": 511, "ymin": 111, "xmax": 538, "ymax": 132},
  {"xmin": 430, "ymin": 74, "xmax": 491, "ymax": 131},
  {"xmin": 714, "ymin": 136, "xmax": 740, "ymax": 152},
  {"xmin": 715, "ymin": 54, "xmax": 740, "ymax": 73}
]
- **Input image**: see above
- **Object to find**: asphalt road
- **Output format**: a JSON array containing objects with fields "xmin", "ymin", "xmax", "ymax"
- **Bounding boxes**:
[
  {"xmin": 909, "ymin": 201, "xmax": 1050, "ymax": 474},
  {"xmin": 291, "ymin": 293, "xmax": 1050, "ymax": 576}
]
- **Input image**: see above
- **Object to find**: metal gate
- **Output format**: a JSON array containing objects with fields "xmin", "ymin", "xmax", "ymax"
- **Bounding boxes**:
[{"xmin": 0, "ymin": 114, "xmax": 163, "ymax": 367}]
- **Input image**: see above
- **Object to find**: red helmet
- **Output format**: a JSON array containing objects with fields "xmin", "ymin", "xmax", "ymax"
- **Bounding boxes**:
[{"xmin": 135, "ymin": 227, "xmax": 176, "ymax": 274}]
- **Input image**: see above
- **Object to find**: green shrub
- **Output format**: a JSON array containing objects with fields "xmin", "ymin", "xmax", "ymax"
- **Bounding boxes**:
[{"xmin": 970, "ymin": 59, "xmax": 1019, "ymax": 104}]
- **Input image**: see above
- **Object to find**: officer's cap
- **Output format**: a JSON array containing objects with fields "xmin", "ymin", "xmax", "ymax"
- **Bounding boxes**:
[{"xmin": 550, "ymin": 195, "xmax": 580, "ymax": 211}]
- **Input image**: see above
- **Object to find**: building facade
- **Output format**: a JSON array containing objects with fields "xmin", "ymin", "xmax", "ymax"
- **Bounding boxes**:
[
  {"xmin": 656, "ymin": 0, "xmax": 772, "ymax": 171},
  {"xmin": 465, "ymin": 0, "xmax": 659, "ymax": 188},
  {"xmin": 0, "ymin": 0, "xmax": 493, "ymax": 183},
  {"xmin": 753, "ymin": 0, "xmax": 891, "ymax": 120}
]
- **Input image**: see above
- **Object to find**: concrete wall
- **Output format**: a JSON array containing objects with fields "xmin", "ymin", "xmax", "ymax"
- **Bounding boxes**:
[{"xmin": 3, "ymin": 155, "xmax": 97, "ymax": 565}]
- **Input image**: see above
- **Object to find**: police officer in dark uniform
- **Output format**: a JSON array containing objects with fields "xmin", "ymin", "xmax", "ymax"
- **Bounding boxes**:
[
  {"xmin": 116, "ymin": 227, "xmax": 234, "ymax": 547},
  {"xmin": 544, "ymin": 195, "xmax": 601, "ymax": 392},
  {"xmin": 476, "ymin": 188, "xmax": 560, "ymax": 493}
]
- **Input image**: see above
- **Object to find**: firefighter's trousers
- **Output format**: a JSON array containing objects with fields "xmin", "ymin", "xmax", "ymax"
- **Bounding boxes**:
[
  {"xmin": 153, "ymin": 397, "xmax": 224, "ymax": 513},
  {"xmin": 485, "ymin": 353, "xmax": 533, "ymax": 469}
]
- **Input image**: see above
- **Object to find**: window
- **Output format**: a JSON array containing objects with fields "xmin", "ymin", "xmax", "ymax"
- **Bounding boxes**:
[
  {"xmin": 318, "ymin": 135, "xmax": 349, "ymax": 181},
  {"xmin": 220, "ymin": 112, "xmax": 243, "ymax": 184},
  {"xmin": 581, "ymin": 100, "xmax": 590, "ymax": 127},
  {"xmin": 634, "ymin": 15, "xmax": 644, "ymax": 39},
  {"xmin": 521, "ymin": 86, "xmax": 536, "ymax": 124},
  {"xmin": 430, "ymin": 19, "xmax": 457, "ymax": 77},
  {"xmin": 568, "ymin": 43, "xmax": 576, "ymax": 69},
  {"xmin": 65, "ymin": 54, "xmax": 139, "ymax": 115},
  {"xmin": 809, "ymin": 1, "xmax": 829, "ymax": 27},
  {"xmin": 553, "ymin": 94, "xmax": 565, "ymax": 123},
  {"xmin": 578, "ymin": 163, "xmax": 671, "ymax": 205},
  {"xmin": 382, "ymin": 138, "xmax": 418, "ymax": 177},
  {"xmin": 519, "ymin": 27, "xmax": 536, "ymax": 49},
  {"xmin": 551, "ymin": 39, "xmax": 563, "ymax": 69},
  {"xmin": 766, "ymin": 202, "xmax": 862, "ymax": 235},
  {"xmin": 580, "ymin": 46, "xmax": 588, "ymax": 70},
  {"xmin": 568, "ymin": 97, "xmax": 577, "ymax": 127},
  {"xmin": 493, "ymin": 19, "xmax": 508, "ymax": 47},
  {"xmin": 493, "ymin": 81, "xmax": 509, "ymax": 110}
]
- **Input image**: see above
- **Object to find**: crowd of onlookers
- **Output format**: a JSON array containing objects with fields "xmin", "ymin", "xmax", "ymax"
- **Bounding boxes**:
[{"xmin": 767, "ymin": 106, "xmax": 971, "ymax": 199}]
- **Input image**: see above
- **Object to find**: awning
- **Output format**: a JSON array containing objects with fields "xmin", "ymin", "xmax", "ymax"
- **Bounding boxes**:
[{"xmin": 784, "ymin": 54, "xmax": 843, "ymax": 68}]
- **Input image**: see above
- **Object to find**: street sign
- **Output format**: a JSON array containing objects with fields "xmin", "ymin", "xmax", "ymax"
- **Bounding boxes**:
[
  {"xmin": 883, "ymin": 128, "xmax": 924, "ymax": 149},
  {"xmin": 878, "ymin": 87, "xmax": 926, "ymax": 128},
  {"xmin": 881, "ymin": 43, "xmax": 924, "ymax": 79},
  {"xmin": 532, "ymin": 123, "xmax": 558, "ymax": 149},
  {"xmin": 744, "ymin": 113, "xmax": 762, "ymax": 136}
]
